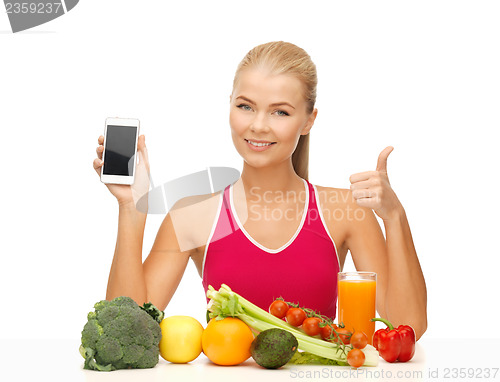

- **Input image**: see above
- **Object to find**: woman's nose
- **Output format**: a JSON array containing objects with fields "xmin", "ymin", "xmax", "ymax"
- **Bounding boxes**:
[{"xmin": 250, "ymin": 112, "xmax": 270, "ymax": 133}]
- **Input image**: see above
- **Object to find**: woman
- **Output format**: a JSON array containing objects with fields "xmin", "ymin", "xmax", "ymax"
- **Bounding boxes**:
[{"xmin": 93, "ymin": 41, "xmax": 427, "ymax": 340}]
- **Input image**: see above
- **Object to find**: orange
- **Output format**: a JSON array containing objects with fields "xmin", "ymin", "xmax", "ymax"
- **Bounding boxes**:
[{"xmin": 201, "ymin": 317, "xmax": 254, "ymax": 365}]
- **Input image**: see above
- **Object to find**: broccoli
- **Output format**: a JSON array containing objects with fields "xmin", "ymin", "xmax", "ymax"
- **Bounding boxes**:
[{"xmin": 80, "ymin": 296, "xmax": 165, "ymax": 371}]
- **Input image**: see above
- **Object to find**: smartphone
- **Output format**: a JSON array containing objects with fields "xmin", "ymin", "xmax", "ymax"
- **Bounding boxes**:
[{"xmin": 100, "ymin": 117, "xmax": 140, "ymax": 185}]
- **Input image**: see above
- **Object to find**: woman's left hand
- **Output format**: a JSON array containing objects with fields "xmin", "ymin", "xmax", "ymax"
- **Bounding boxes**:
[{"xmin": 349, "ymin": 146, "xmax": 403, "ymax": 221}]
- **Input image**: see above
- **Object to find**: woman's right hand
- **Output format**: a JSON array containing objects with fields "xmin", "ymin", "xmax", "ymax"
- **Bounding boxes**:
[{"xmin": 93, "ymin": 134, "xmax": 151, "ymax": 210}]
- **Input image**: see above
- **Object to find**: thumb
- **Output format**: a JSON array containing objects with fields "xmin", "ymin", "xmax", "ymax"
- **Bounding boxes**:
[
  {"xmin": 376, "ymin": 146, "xmax": 394, "ymax": 172},
  {"xmin": 137, "ymin": 134, "xmax": 146, "ymax": 151}
]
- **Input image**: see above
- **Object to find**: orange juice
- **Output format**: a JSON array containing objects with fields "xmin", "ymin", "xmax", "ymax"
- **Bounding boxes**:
[{"xmin": 338, "ymin": 272, "xmax": 376, "ymax": 344}]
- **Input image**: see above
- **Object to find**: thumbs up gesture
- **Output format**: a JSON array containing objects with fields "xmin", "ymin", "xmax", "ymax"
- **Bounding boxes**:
[{"xmin": 349, "ymin": 146, "xmax": 403, "ymax": 221}]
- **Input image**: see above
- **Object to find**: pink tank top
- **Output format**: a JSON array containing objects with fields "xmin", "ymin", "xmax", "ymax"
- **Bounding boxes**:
[{"xmin": 202, "ymin": 179, "xmax": 340, "ymax": 318}]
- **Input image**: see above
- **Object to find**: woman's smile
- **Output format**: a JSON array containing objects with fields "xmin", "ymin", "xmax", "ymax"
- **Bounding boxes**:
[{"xmin": 245, "ymin": 138, "xmax": 277, "ymax": 151}]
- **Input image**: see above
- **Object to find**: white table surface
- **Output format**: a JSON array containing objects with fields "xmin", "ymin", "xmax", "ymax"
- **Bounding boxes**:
[{"xmin": 1, "ymin": 338, "xmax": 499, "ymax": 381}]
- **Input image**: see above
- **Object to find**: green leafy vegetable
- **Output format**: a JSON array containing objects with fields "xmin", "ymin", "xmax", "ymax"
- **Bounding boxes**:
[{"xmin": 288, "ymin": 351, "xmax": 341, "ymax": 365}]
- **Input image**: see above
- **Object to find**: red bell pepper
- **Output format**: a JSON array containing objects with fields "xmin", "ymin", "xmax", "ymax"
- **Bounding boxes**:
[{"xmin": 371, "ymin": 318, "xmax": 416, "ymax": 363}]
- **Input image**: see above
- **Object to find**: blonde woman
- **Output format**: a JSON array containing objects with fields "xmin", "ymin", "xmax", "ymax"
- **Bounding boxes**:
[{"xmin": 93, "ymin": 41, "xmax": 427, "ymax": 340}]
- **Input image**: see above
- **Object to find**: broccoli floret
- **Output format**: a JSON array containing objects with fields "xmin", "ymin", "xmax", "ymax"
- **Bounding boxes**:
[
  {"xmin": 130, "ymin": 317, "xmax": 154, "ymax": 348},
  {"xmin": 147, "ymin": 315, "xmax": 162, "ymax": 344},
  {"xmin": 95, "ymin": 335, "xmax": 123, "ymax": 364},
  {"xmin": 80, "ymin": 297, "xmax": 164, "ymax": 371},
  {"xmin": 96, "ymin": 305, "xmax": 120, "ymax": 326},
  {"xmin": 135, "ymin": 346, "xmax": 160, "ymax": 369},
  {"xmin": 122, "ymin": 343, "xmax": 144, "ymax": 364},
  {"xmin": 110, "ymin": 296, "xmax": 139, "ymax": 308},
  {"xmin": 105, "ymin": 315, "xmax": 132, "ymax": 344},
  {"xmin": 93, "ymin": 299, "xmax": 110, "ymax": 313},
  {"xmin": 81, "ymin": 319, "xmax": 103, "ymax": 349}
]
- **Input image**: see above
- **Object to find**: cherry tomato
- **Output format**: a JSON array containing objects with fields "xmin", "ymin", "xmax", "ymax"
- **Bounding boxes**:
[
  {"xmin": 285, "ymin": 307, "xmax": 307, "ymax": 327},
  {"xmin": 320, "ymin": 324, "xmax": 333, "ymax": 340},
  {"xmin": 334, "ymin": 328, "xmax": 351, "ymax": 344},
  {"xmin": 269, "ymin": 300, "xmax": 289, "ymax": 319},
  {"xmin": 302, "ymin": 317, "xmax": 322, "ymax": 336},
  {"xmin": 320, "ymin": 323, "xmax": 339, "ymax": 341},
  {"xmin": 350, "ymin": 331, "xmax": 368, "ymax": 349},
  {"xmin": 347, "ymin": 348, "xmax": 365, "ymax": 368}
]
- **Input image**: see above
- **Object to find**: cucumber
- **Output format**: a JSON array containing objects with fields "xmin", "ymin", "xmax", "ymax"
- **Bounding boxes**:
[{"xmin": 250, "ymin": 328, "xmax": 298, "ymax": 369}]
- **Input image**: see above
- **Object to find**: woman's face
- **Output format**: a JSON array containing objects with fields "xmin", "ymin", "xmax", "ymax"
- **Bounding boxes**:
[{"xmin": 229, "ymin": 68, "xmax": 317, "ymax": 169}]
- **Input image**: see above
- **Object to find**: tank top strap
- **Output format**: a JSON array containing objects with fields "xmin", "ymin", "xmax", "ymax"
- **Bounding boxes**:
[
  {"xmin": 304, "ymin": 179, "xmax": 321, "ymax": 223},
  {"xmin": 210, "ymin": 185, "xmax": 238, "ymax": 243},
  {"xmin": 302, "ymin": 180, "xmax": 336, "ymax": 246},
  {"xmin": 305, "ymin": 179, "xmax": 316, "ymax": 207}
]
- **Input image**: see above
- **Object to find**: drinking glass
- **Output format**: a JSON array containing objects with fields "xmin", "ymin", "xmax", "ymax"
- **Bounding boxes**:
[{"xmin": 338, "ymin": 271, "xmax": 377, "ymax": 344}]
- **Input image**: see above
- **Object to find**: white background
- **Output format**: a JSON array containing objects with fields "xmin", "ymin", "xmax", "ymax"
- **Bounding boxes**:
[{"xmin": 1, "ymin": 0, "xmax": 499, "ymax": 342}]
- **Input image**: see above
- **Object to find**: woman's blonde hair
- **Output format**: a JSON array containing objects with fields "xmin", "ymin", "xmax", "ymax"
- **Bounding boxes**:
[{"xmin": 232, "ymin": 41, "xmax": 317, "ymax": 180}]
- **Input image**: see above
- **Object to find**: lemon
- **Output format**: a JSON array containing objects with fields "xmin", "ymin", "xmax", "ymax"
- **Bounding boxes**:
[{"xmin": 159, "ymin": 315, "xmax": 204, "ymax": 363}]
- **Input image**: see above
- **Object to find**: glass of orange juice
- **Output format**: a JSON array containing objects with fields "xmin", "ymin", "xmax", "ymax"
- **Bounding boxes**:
[{"xmin": 338, "ymin": 271, "xmax": 377, "ymax": 344}]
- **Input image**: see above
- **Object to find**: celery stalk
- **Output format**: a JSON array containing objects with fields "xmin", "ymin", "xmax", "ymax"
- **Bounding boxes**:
[{"xmin": 206, "ymin": 284, "xmax": 379, "ymax": 367}]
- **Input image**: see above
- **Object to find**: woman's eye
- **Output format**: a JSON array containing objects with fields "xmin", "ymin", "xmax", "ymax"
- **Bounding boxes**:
[
  {"xmin": 236, "ymin": 104, "xmax": 288, "ymax": 116},
  {"xmin": 275, "ymin": 110, "xmax": 289, "ymax": 116},
  {"xmin": 237, "ymin": 104, "xmax": 252, "ymax": 111}
]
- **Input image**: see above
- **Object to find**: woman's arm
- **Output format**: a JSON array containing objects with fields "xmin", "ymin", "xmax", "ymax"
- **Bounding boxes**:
[
  {"xmin": 348, "ymin": 147, "xmax": 427, "ymax": 340},
  {"xmin": 105, "ymin": 204, "xmax": 192, "ymax": 310},
  {"xmin": 93, "ymin": 134, "xmax": 155, "ymax": 305},
  {"xmin": 105, "ymin": 202, "xmax": 149, "ymax": 303},
  {"xmin": 112, "ymin": 192, "xmax": 221, "ymax": 310},
  {"xmin": 382, "ymin": 206, "xmax": 427, "ymax": 339},
  {"xmin": 95, "ymin": 133, "xmax": 192, "ymax": 308},
  {"xmin": 105, "ymin": 199, "xmax": 195, "ymax": 306}
]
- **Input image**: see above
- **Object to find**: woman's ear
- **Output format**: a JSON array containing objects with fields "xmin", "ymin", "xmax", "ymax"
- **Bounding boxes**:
[{"xmin": 301, "ymin": 108, "xmax": 318, "ymax": 135}]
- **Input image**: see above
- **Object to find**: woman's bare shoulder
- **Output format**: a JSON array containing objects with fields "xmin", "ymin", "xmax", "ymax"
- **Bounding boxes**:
[
  {"xmin": 313, "ymin": 184, "xmax": 373, "ymax": 224},
  {"xmin": 166, "ymin": 191, "xmax": 223, "ymax": 253},
  {"xmin": 170, "ymin": 191, "xmax": 223, "ymax": 213},
  {"xmin": 314, "ymin": 184, "xmax": 354, "ymax": 208}
]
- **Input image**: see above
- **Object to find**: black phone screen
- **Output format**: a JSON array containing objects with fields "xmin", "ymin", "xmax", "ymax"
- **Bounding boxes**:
[{"xmin": 103, "ymin": 125, "xmax": 138, "ymax": 176}]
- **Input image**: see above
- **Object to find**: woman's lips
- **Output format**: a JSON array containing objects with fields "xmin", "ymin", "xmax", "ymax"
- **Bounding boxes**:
[{"xmin": 245, "ymin": 139, "xmax": 277, "ymax": 152}]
